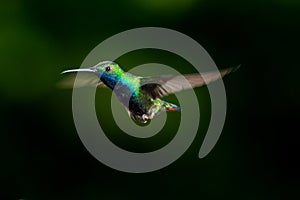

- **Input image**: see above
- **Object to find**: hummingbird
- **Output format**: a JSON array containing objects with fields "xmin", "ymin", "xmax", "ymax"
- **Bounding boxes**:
[{"xmin": 61, "ymin": 61, "xmax": 239, "ymax": 123}]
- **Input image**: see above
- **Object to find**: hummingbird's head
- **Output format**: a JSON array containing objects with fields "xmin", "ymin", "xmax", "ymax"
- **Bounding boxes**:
[
  {"xmin": 61, "ymin": 61, "xmax": 124, "ymax": 89},
  {"xmin": 94, "ymin": 61, "xmax": 123, "ymax": 77},
  {"xmin": 94, "ymin": 61, "xmax": 125, "ymax": 89}
]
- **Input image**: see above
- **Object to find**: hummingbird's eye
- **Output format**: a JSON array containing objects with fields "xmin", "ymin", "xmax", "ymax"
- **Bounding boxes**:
[{"xmin": 105, "ymin": 66, "xmax": 111, "ymax": 72}]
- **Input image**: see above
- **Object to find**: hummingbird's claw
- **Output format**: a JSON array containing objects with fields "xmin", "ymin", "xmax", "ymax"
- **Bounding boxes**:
[{"xmin": 141, "ymin": 114, "xmax": 149, "ymax": 123}]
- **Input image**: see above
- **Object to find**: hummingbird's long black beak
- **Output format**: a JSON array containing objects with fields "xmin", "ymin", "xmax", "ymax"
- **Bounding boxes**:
[{"xmin": 61, "ymin": 68, "xmax": 97, "ymax": 74}]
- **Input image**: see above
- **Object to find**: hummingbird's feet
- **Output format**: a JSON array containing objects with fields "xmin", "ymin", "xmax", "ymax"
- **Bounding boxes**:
[
  {"xmin": 141, "ymin": 114, "xmax": 149, "ymax": 123},
  {"xmin": 130, "ymin": 113, "xmax": 149, "ymax": 124}
]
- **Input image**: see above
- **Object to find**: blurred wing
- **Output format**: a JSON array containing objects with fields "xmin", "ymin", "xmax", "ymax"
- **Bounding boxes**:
[
  {"xmin": 58, "ymin": 73, "xmax": 105, "ymax": 89},
  {"xmin": 140, "ymin": 66, "xmax": 239, "ymax": 98}
]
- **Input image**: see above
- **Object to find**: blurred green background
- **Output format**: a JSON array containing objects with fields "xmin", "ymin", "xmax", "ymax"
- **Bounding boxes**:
[{"xmin": 1, "ymin": 0, "xmax": 299, "ymax": 199}]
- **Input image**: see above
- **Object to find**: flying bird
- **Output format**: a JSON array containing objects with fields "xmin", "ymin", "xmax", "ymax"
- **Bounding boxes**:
[{"xmin": 61, "ymin": 61, "xmax": 239, "ymax": 123}]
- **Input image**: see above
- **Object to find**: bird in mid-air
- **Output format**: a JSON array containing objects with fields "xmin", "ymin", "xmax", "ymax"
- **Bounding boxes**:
[{"xmin": 61, "ymin": 61, "xmax": 239, "ymax": 123}]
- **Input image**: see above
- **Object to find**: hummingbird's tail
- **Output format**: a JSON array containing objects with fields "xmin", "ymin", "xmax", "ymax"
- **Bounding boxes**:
[{"xmin": 163, "ymin": 101, "xmax": 181, "ymax": 112}]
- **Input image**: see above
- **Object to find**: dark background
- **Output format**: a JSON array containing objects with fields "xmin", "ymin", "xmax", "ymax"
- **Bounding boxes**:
[{"xmin": 1, "ymin": 0, "xmax": 299, "ymax": 199}]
